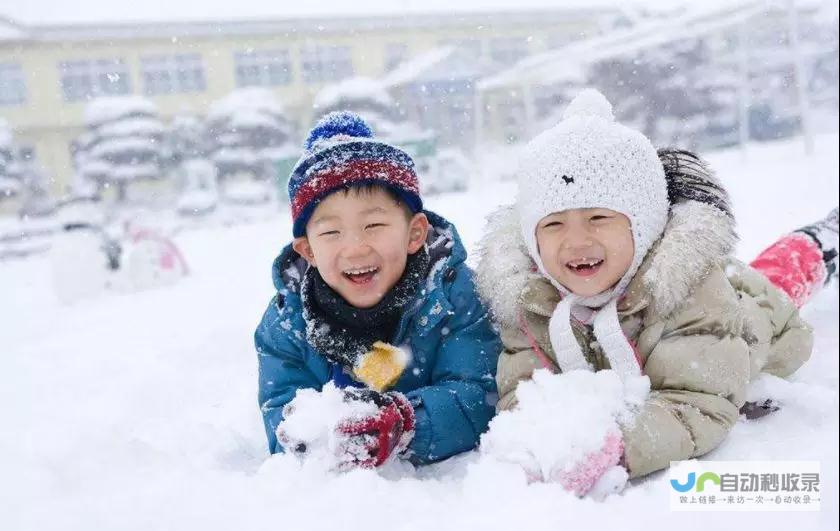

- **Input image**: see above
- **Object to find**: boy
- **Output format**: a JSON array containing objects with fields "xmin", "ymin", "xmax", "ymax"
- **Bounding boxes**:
[{"xmin": 255, "ymin": 112, "xmax": 500, "ymax": 467}]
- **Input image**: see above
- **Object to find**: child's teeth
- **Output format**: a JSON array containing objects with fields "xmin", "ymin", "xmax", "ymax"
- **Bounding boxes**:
[
  {"xmin": 346, "ymin": 267, "xmax": 377, "ymax": 275},
  {"xmin": 568, "ymin": 259, "xmax": 602, "ymax": 268}
]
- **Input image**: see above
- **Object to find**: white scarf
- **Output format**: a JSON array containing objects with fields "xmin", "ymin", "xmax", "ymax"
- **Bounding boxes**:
[
  {"xmin": 548, "ymin": 294, "xmax": 641, "ymax": 381},
  {"xmin": 533, "ymin": 254, "xmax": 641, "ymax": 382}
]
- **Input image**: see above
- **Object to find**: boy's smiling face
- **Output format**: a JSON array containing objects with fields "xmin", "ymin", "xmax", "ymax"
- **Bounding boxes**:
[
  {"xmin": 535, "ymin": 207, "xmax": 635, "ymax": 297},
  {"xmin": 293, "ymin": 186, "xmax": 429, "ymax": 309}
]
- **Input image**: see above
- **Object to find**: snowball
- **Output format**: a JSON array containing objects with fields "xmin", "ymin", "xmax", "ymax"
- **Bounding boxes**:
[
  {"xmin": 562, "ymin": 88, "xmax": 615, "ymax": 122},
  {"xmin": 480, "ymin": 369, "xmax": 648, "ymax": 480},
  {"xmin": 276, "ymin": 383, "xmax": 378, "ymax": 469}
]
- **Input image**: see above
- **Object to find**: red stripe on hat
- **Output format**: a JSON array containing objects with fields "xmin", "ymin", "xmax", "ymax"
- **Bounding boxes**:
[{"xmin": 291, "ymin": 159, "xmax": 419, "ymax": 219}]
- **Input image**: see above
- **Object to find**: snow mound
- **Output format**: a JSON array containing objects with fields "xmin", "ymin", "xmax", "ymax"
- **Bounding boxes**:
[
  {"xmin": 562, "ymin": 88, "xmax": 614, "ymax": 122},
  {"xmin": 481, "ymin": 369, "xmax": 648, "ymax": 479},
  {"xmin": 276, "ymin": 383, "xmax": 378, "ymax": 469}
]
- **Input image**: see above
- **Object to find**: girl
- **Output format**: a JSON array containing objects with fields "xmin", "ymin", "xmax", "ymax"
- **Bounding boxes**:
[{"xmin": 476, "ymin": 89, "xmax": 837, "ymax": 495}]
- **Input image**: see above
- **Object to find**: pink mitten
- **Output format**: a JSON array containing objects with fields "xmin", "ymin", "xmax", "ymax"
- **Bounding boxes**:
[{"xmin": 554, "ymin": 430, "xmax": 625, "ymax": 497}]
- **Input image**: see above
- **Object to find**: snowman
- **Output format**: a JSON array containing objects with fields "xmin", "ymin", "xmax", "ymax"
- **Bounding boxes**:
[{"xmin": 50, "ymin": 196, "xmax": 188, "ymax": 303}]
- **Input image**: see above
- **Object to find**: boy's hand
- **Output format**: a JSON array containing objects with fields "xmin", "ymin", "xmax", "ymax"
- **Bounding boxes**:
[{"xmin": 336, "ymin": 388, "xmax": 415, "ymax": 468}]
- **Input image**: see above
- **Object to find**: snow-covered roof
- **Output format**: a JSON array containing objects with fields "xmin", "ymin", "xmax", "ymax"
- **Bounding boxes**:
[
  {"xmin": 381, "ymin": 47, "xmax": 456, "ymax": 88},
  {"xmin": 0, "ymin": 4, "xmax": 628, "ymax": 43},
  {"xmin": 381, "ymin": 45, "xmax": 499, "ymax": 87},
  {"xmin": 312, "ymin": 77, "xmax": 393, "ymax": 111},
  {"xmin": 0, "ymin": 16, "xmax": 29, "ymax": 41},
  {"xmin": 477, "ymin": 0, "xmax": 774, "ymax": 90},
  {"xmin": 2, "ymin": 1, "xmax": 644, "ymax": 27}
]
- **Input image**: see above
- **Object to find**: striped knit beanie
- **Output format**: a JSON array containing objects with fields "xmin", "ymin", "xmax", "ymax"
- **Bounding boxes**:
[{"xmin": 288, "ymin": 111, "xmax": 422, "ymax": 237}]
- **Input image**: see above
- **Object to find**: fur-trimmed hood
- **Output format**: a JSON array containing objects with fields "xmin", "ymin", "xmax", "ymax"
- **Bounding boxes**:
[{"xmin": 475, "ymin": 149, "xmax": 738, "ymax": 325}]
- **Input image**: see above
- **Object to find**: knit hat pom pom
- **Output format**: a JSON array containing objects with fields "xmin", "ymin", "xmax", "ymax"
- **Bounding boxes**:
[
  {"xmin": 562, "ymin": 88, "xmax": 615, "ymax": 122},
  {"xmin": 304, "ymin": 110, "xmax": 373, "ymax": 151}
]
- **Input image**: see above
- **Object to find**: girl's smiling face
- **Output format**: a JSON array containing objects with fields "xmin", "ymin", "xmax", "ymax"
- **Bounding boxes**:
[{"xmin": 535, "ymin": 207, "xmax": 635, "ymax": 297}]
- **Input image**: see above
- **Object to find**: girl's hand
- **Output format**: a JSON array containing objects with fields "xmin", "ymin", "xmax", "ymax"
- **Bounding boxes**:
[{"xmin": 551, "ymin": 430, "xmax": 626, "ymax": 498}]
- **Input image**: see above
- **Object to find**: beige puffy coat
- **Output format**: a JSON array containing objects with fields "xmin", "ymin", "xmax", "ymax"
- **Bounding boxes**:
[{"xmin": 476, "ymin": 154, "xmax": 812, "ymax": 479}]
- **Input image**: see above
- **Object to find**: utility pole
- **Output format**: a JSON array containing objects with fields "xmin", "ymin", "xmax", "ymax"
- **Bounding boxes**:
[{"xmin": 788, "ymin": 0, "xmax": 815, "ymax": 154}]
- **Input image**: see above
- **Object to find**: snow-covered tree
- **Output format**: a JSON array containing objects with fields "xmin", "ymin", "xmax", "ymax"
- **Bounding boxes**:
[
  {"xmin": 206, "ymin": 88, "xmax": 296, "ymax": 182},
  {"xmin": 163, "ymin": 114, "xmax": 209, "ymax": 168},
  {"xmin": 164, "ymin": 115, "xmax": 219, "ymax": 215},
  {"xmin": 312, "ymin": 77, "xmax": 401, "ymax": 136},
  {"xmin": 75, "ymin": 97, "xmax": 165, "ymax": 202},
  {"xmin": 313, "ymin": 76, "xmax": 470, "ymax": 196},
  {"xmin": 0, "ymin": 119, "xmax": 23, "ymax": 202},
  {"xmin": 17, "ymin": 147, "xmax": 55, "ymax": 217},
  {"xmin": 589, "ymin": 37, "xmax": 738, "ymax": 149}
]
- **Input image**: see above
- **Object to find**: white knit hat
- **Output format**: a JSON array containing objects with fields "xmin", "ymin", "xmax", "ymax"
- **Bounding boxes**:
[
  {"xmin": 515, "ymin": 89, "xmax": 669, "ymax": 382},
  {"xmin": 517, "ymin": 88, "xmax": 669, "ymax": 299}
]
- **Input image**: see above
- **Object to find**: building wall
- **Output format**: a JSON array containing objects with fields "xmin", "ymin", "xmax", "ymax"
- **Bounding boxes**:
[{"xmin": 0, "ymin": 10, "xmax": 615, "ymax": 201}]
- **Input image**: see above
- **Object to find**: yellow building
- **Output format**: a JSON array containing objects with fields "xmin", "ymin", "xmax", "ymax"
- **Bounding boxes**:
[{"xmin": 0, "ymin": 8, "xmax": 620, "ymax": 205}]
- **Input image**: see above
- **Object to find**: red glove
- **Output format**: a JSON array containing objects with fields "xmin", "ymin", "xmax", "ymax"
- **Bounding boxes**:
[{"xmin": 336, "ymin": 388, "xmax": 415, "ymax": 468}]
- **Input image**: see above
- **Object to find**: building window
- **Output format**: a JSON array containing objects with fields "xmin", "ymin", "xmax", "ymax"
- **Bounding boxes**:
[
  {"xmin": 0, "ymin": 63, "xmax": 27, "ymax": 106},
  {"xmin": 383, "ymin": 43, "xmax": 409, "ymax": 72},
  {"xmin": 234, "ymin": 49, "xmax": 292, "ymax": 87},
  {"xmin": 300, "ymin": 45, "xmax": 354, "ymax": 84},
  {"xmin": 489, "ymin": 37, "xmax": 530, "ymax": 66},
  {"xmin": 141, "ymin": 54, "xmax": 206, "ymax": 95},
  {"xmin": 58, "ymin": 58, "xmax": 131, "ymax": 102}
]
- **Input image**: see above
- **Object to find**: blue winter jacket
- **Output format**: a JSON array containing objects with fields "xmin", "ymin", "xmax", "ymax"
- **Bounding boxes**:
[{"xmin": 255, "ymin": 211, "xmax": 501, "ymax": 464}]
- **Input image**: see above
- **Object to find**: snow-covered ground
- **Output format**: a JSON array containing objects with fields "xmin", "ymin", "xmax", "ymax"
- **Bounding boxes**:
[{"xmin": 2, "ymin": 134, "xmax": 838, "ymax": 530}]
